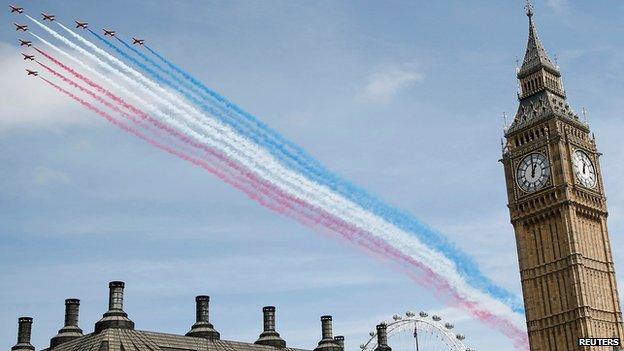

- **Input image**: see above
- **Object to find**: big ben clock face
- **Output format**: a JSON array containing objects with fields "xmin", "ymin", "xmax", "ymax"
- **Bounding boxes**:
[
  {"xmin": 572, "ymin": 150, "xmax": 597, "ymax": 188},
  {"xmin": 516, "ymin": 153, "xmax": 550, "ymax": 192}
]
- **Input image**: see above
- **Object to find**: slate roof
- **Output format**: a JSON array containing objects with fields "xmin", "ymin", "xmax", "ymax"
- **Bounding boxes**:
[
  {"xmin": 40, "ymin": 329, "xmax": 310, "ymax": 351},
  {"xmin": 506, "ymin": 90, "xmax": 581, "ymax": 135},
  {"xmin": 9, "ymin": 282, "xmax": 343, "ymax": 351}
]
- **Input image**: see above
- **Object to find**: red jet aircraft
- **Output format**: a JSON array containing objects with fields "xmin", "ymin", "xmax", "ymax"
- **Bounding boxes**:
[
  {"xmin": 14, "ymin": 23, "xmax": 28, "ymax": 31},
  {"xmin": 41, "ymin": 12, "xmax": 55, "ymax": 21},
  {"xmin": 10, "ymin": 5, "xmax": 24, "ymax": 13},
  {"xmin": 103, "ymin": 29, "xmax": 116, "ymax": 37}
]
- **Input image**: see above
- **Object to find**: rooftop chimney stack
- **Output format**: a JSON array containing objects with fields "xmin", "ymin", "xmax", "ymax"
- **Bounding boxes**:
[
  {"xmin": 263, "ymin": 306, "xmax": 276, "ymax": 331},
  {"xmin": 11, "ymin": 317, "xmax": 35, "ymax": 351},
  {"xmin": 50, "ymin": 299, "xmax": 84, "ymax": 348},
  {"xmin": 374, "ymin": 323, "xmax": 392, "ymax": 351},
  {"xmin": 109, "ymin": 281, "xmax": 125, "ymax": 311},
  {"xmin": 196, "ymin": 295, "xmax": 210, "ymax": 323},
  {"xmin": 314, "ymin": 316, "xmax": 341, "ymax": 351},
  {"xmin": 254, "ymin": 306, "xmax": 286, "ymax": 348},
  {"xmin": 94, "ymin": 281, "xmax": 135, "ymax": 333},
  {"xmin": 333, "ymin": 336, "xmax": 345, "ymax": 351},
  {"xmin": 186, "ymin": 296, "xmax": 220, "ymax": 340},
  {"xmin": 64, "ymin": 299, "xmax": 80, "ymax": 327}
]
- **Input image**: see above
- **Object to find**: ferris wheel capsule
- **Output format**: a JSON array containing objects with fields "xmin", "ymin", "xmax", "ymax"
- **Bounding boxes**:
[
  {"xmin": 444, "ymin": 322, "xmax": 454, "ymax": 329},
  {"xmin": 455, "ymin": 334, "xmax": 465, "ymax": 340},
  {"xmin": 393, "ymin": 314, "xmax": 402, "ymax": 321},
  {"xmin": 369, "ymin": 331, "xmax": 375, "ymax": 337},
  {"xmin": 405, "ymin": 311, "xmax": 415, "ymax": 317},
  {"xmin": 432, "ymin": 315, "xmax": 442, "ymax": 321},
  {"xmin": 419, "ymin": 311, "xmax": 428, "ymax": 317},
  {"xmin": 359, "ymin": 344, "xmax": 366, "ymax": 350}
]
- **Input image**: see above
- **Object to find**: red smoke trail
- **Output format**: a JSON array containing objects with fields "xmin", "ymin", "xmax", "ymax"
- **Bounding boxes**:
[
  {"xmin": 37, "ymin": 56, "xmax": 528, "ymax": 348},
  {"xmin": 35, "ymin": 48, "xmax": 238, "ymax": 173},
  {"xmin": 36, "ymin": 47, "xmax": 148, "ymax": 121}
]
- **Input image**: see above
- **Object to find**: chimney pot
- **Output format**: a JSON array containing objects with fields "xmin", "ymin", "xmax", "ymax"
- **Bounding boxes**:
[
  {"xmin": 64, "ymin": 299, "xmax": 80, "ymax": 327},
  {"xmin": 254, "ymin": 306, "xmax": 286, "ymax": 348},
  {"xmin": 17, "ymin": 317, "xmax": 33, "ymax": 344},
  {"xmin": 321, "ymin": 315, "xmax": 333, "ymax": 340},
  {"xmin": 12, "ymin": 317, "xmax": 35, "ymax": 351},
  {"xmin": 374, "ymin": 323, "xmax": 391, "ymax": 351},
  {"xmin": 94, "ymin": 281, "xmax": 134, "ymax": 333},
  {"xmin": 50, "ymin": 299, "xmax": 83, "ymax": 348},
  {"xmin": 108, "ymin": 281, "xmax": 125, "ymax": 311},
  {"xmin": 262, "ymin": 306, "xmax": 276, "ymax": 331},
  {"xmin": 186, "ymin": 295, "xmax": 220, "ymax": 340},
  {"xmin": 195, "ymin": 295, "xmax": 210, "ymax": 323},
  {"xmin": 334, "ymin": 336, "xmax": 345, "ymax": 351},
  {"xmin": 314, "ymin": 316, "xmax": 341, "ymax": 351}
]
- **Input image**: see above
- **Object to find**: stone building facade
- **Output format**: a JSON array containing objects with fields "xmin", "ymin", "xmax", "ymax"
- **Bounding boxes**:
[
  {"xmin": 501, "ymin": 3, "xmax": 624, "ymax": 350},
  {"xmin": 8, "ymin": 281, "xmax": 348, "ymax": 351}
]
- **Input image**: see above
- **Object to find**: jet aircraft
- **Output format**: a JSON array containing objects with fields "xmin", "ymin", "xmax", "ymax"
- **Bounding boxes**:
[
  {"xmin": 14, "ymin": 23, "xmax": 28, "ymax": 31},
  {"xmin": 103, "ymin": 29, "xmax": 116, "ymax": 37},
  {"xmin": 26, "ymin": 69, "xmax": 38, "ymax": 76},
  {"xmin": 132, "ymin": 38, "xmax": 145, "ymax": 45},
  {"xmin": 19, "ymin": 39, "xmax": 32, "ymax": 47},
  {"xmin": 9, "ymin": 5, "xmax": 24, "ymax": 13},
  {"xmin": 22, "ymin": 53, "xmax": 34, "ymax": 61},
  {"xmin": 41, "ymin": 12, "xmax": 55, "ymax": 21},
  {"xmin": 75, "ymin": 21, "xmax": 88, "ymax": 29}
]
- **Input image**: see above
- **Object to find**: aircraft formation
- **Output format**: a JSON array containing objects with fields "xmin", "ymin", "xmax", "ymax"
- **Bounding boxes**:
[{"xmin": 9, "ymin": 4, "xmax": 146, "ymax": 77}]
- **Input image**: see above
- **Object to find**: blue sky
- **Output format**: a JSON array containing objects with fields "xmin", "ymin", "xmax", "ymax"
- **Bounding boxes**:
[{"xmin": 1, "ymin": 1, "xmax": 624, "ymax": 350}]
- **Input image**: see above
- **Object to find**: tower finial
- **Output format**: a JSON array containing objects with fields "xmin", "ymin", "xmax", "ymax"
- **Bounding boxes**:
[{"xmin": 525, "ymin": 0, "xmax": 534, "ymax": 18}]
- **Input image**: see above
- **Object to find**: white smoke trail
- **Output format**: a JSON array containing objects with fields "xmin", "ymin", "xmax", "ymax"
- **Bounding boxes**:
[
  {"xmin": 43, "ymin": 19, "xmax": 461, "ymax": 274},
  {"xmin": 29, "ymin": 17, "xmax": 526, "ymax": 333}
]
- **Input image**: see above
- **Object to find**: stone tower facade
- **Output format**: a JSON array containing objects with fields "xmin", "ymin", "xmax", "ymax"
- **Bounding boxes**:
[{"xmin": 501, "ymin": 4, "xmax": 624, "ymax": 350}]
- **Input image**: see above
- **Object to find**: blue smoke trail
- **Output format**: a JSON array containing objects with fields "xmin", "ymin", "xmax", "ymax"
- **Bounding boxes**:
[
  {"xmin": 87, "ymin": 29, "xmax": 264, "ymax": 139},
  {"xmin": 115, "ymin": 37, "xmax": 212, "ymax": 106},
  {"xmin": 90, "ymin": 29, "xmax": 524, "ymax": 313}
]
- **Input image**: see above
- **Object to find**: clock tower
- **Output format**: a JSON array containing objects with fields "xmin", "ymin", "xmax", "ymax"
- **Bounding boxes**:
[{"xmin": 501, "ymin": 3, "xmax": 624, "ymax": 350}]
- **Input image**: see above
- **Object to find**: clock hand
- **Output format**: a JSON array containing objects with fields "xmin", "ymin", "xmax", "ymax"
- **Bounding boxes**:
[{"xmin": 531, "ymin": 163, "xmax": 536, "ymax": 178}]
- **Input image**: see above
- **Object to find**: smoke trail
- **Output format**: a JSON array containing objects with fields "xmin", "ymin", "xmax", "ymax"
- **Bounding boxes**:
[
  {"xmin": 30, "ymin": 18, "xmax": 527, "ymax": 342},
  {"xmin": 115, "ymin": 36, "xmax": 209, "ymax": 103},
  {"xmin": 72, "ymin": 25, "xmax": 508, "ymax": 310},
  {"xmin": 37, "ymin": 59, "xmax": 268, "ymax": 190},
  {"xmin": 88, "ymin": 29, "xmax": 272, "ymax": 150},
  {"xmin": 141, "ymin": 42, "xmax": 524, "ymax": 312},
  {"xmin": 30, "ymin": 34, "xmax": 224, "ymax": 154},
  {"xmin": 39, "ymin": 74, "xmax": 528, "ymax": 349},
  {"xmin": 39, "ymin": 20, "xmax": 457, "ymax": 282},
  {"xmin": 38, "ymin": 19, "xmax": 524, "ymax": 328}
]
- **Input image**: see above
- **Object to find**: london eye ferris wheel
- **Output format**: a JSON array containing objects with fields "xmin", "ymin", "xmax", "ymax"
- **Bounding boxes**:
[{"xmin": 359, "ymin": 311, "xmax": 474, "ymax": 351}]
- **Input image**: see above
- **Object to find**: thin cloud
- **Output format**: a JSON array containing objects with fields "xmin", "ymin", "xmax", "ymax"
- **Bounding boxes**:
[
  {"xmin": 358, "ymin": 65, "xmax": 423, "ymax": 103},
  {"xmin": 0, "ymin": 43, "xmax": 91, "ymax": 132},
  {"xmin": 546, "ymin": 0, "xmax": 570, "ymax": 15},
  {"xmin": 32, "ymin": 166, "xmax": 71, "ymax": 187}
]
